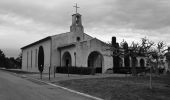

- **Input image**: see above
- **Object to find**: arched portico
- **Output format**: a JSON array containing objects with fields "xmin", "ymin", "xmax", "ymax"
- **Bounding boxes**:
[
  {"xmin": 87, "ymin": 51, "xmax": 103, "ymax": 73},
  {"xmin": 140, "ymin": 59, "xmax": 145, "ymax": 67},
  {"xmin": 62, "ymin": 52, "xmax": 72, "ymax": 66}
]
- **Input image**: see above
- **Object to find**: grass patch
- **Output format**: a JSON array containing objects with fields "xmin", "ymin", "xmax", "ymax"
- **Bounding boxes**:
[{"xmin": 57, "ymin": 75, "xmax": 170, "ymax": 100}]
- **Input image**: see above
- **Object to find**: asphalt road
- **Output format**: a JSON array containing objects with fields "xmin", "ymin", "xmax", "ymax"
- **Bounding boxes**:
[{"xmin": 0, "ymin": 70, "xmax": 93, "ymax": 100}]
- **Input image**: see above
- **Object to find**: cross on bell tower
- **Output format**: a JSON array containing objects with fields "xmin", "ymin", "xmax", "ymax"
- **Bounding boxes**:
[
  {"xmin": 70, "ymin": 3, "xmax": 84, "ymax": 33},
  {"xmin": 73, "ymin": 3, "xmax": 79, "ymax": 14}
]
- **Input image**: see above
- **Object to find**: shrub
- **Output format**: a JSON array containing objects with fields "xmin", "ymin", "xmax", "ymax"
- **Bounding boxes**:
[
  {"xmin": 113, "ymin": 67, "xmax": 131, "ymax": 74},
  {"xmin": 113, "ymin": 67, "xmax": 147, "ymax": 74},
  {"xmin": 136, "ymin": 67, "xmax": 146, "ymax": 74},
  {"xmin": 96, "ymin": 67, "xmax": 102, "ymax": 73},
  {"xmin": 106, "ymin": 68, "xmax": 113, "ymax": 74},
  {"xmin": 56, "ymin": 66, "xmax": 94, "ymax": 75},
  {"xmin": 158, "ymin": 68, "xmax": 165, "ymax": 74}
]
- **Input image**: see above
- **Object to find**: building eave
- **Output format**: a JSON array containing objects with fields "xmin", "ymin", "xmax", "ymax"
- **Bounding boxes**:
[
  {"xmin": 57, "ymin": 43, "xmax": 76, "ymax": 50},
  {"xmin": 21, "ymin": 36, "xmax": 51, "ymax": 50}
]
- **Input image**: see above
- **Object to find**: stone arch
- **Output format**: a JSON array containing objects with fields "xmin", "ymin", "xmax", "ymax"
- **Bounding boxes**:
[
  {"xmin": 62, "ymin": 52, "xmax": 72, "ymax": 66},
  {"xmin": 140, "ymin": 59, "xmax": 145, "ymax": 67},
  {"xmin": 87, "ymin": 51, "xmax": 103, "ymax": 73},
  {"xmin": 38, "ymin": 46, "xmax": 44, "ymax": 72}
]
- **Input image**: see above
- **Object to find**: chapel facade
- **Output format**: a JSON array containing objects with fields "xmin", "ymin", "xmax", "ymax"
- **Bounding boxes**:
[{"xmin": 21, "ymin": 12, "xmax": 113, "ymax": 73}]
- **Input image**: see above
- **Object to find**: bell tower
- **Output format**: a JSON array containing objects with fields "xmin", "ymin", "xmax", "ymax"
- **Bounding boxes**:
[{"xmin": 70, "ymin": 3, "xmax": 84, "ymax": 33}]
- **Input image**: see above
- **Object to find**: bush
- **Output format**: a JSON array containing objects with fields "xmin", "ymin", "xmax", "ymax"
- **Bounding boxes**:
[
  {"xmin": 158, "ymin": 68, "xmax": 165, "ymax": 74},
  {"xmin": 56, "ymin": 66, "xmax": 94, "ymax": 75},
  {"xmin": 113, "ymin": 67, "xmax": 147, "ymax": 74},
  {"xmin": 96, "ymin": 67, "xmax": 102, "ymax": 73},
  {"xmin": 106, "ymin": 68, "xmax": 113, "ymax": 74},
  {"xmin": 136, "ymin": 67, "xmax": 146, "ymax": 74},
  {"xmin": 113, "ymin": 67, "xmax": 131, "ymax": 74}
]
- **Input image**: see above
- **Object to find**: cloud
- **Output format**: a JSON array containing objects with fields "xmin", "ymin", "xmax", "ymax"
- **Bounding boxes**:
[
  {"xmin": 1, "ymin": 0, "xmax": 170, "ymax": 30},
  {"xmin": 0, "ymin": 0, "xmax": 170, "ymax": 57},
  {"xmin": 82, "ymin": 0, "xmax": 170, "ymax": 30},
  {"xmin": 0, "ymin": 0, "xmax": 73, "ymax": 27},
  {"xmin": 114, "ymin": 0, "xmax": 170, "ymax": 30}
]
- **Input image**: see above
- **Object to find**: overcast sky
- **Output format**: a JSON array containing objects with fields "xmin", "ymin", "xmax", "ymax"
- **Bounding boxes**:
[{"xmin": 0, "ymin": 0, "xmax": 170, "ymax": 58}]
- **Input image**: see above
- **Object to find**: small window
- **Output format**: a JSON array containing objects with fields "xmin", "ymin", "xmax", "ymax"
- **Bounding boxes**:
[{"xmin": 77, "ymin": 37, "xmax": 80, "ymax": 41}]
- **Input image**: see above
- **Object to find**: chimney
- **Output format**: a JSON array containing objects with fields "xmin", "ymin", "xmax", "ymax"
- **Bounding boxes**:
[{"xmin": 112, "ymin": 37, "xmax": 116, "ymax": 47}]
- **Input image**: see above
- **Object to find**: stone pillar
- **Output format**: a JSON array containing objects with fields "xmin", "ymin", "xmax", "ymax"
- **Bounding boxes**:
[
  {"xmin": 122, "ymin": 57, "xmax": 125, "ymax": 67},
  {"xmin": 144, "ymin": 59, "xmax": 147, "ymax": 67},
  {"xmin": 137, "ymin": 58, "xmax": 140, "ymax": 67},
  {"xmin": 129, "ymin": 57, "xmax": 132, "ymax": 67}
]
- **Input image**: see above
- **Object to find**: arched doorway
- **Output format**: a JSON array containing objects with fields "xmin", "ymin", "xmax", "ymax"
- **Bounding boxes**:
[
  {"xmin": 87, "ymin": 51, "xmax": 103, "ymax": 73},
  {"xmin": 38, "ymin": 46, "xmax": 44, "ymax": 72},
  {"xmin": 140, "ymin": 59, "xmax": 145, "ymax": 67},
  {"xmin": 62, "ymin": 52, "xmax": 72, "ymax": 67}
]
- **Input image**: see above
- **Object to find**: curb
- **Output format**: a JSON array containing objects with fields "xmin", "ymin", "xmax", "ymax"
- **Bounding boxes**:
[{"xmin": 22, "ymin": 75, "xmax": 104, "ymax": 100}]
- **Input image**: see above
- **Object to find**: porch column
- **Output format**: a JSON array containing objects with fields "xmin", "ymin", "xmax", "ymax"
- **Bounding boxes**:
[
  {"xmin": 137, "ymin": 58, "xmax": 140, "ymax": 67},
  {"xmin": 144, "ymin": 59, "xmax": 147, "ymax": 67},
  {"xmin": 122, "ymin": 57, "xmax": 125, "ymax": 67},
  {"xmin": 129, "ymin": 57, "xmax": 132, "ymax": 67}
]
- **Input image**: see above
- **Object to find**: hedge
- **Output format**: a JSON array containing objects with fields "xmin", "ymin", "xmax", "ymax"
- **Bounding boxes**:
[
  {"xmin": 135, "ymin": 67, "xmax": 147, "ymax": 74},
  {"xmin": 113, "ymin": 67, "xmax": 131, "ymax": 74},
  {"xmin": 56, "ymin": 66, "xmax": 95, "ymax": 75},
  {"xmin": 113, "ymin": 67, "xmax": 147, "ymax": 74}
]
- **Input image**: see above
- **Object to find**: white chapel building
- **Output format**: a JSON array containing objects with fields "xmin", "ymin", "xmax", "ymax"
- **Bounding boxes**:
[{"xmin": 21, "ymin": 12, "xmax": 113, "ymax": 73}]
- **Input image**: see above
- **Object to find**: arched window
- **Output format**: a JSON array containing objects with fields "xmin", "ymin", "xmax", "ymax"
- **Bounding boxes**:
[{"xmin": 38, "ymin": 46, "xmax": 44, "ymax": 72}]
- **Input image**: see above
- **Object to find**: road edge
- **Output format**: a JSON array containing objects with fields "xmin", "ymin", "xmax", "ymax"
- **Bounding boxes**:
[{"xmin": 22, "ymin": 75, "xmax": 104, "ymax": 100}]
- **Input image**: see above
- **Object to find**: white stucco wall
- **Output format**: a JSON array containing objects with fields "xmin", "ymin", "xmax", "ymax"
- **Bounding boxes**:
[
  {"xmin": 22, "ymin": 39, "xmax": 51, "ymax": 73},
  {"xmin": 74, "ymin": 38, "xmax": 113, "ymax": 73},
  {"xmin": 22, "ymin": 31, "xmax": 112, "ymax": 74},
  {"xmin": 52, "ymin": 37, "xmax": 113, "ymax": 73},
  {"xmin": 51, "ymin": 33, "xmax": 69, "ymax": 69},
  {"xmin": 51, "ymin": 32, "xmax": 93, "ymax": 68}
]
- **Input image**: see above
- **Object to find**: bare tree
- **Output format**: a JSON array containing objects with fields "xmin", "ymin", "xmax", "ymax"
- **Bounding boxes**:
[
  {"xmin": 105, "ymin": 39, "xmax": 141, "ymax": 74},
  {"xmin": 129, "ymin": 41, "xmax": 140, "ymax": 76},
  {"xmin": 103, "ymin": 37, "xmax": 124, "ymax": 73},
  {"xmin": 139, "ymin": 37, "xmax": 155, "ymax": 89},
  {"xmin": 155, "ymin": 41, "xmax": 167, "ymax": 74},
  {"xmin": 140, "ymin": 37, "xmax": 155, "ymax": 54}
]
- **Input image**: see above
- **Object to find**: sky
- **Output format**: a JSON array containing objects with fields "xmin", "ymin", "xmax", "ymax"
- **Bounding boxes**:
[{"xmin": 0, "ymin": 0, "xmax": 170, "ymax": 58}]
